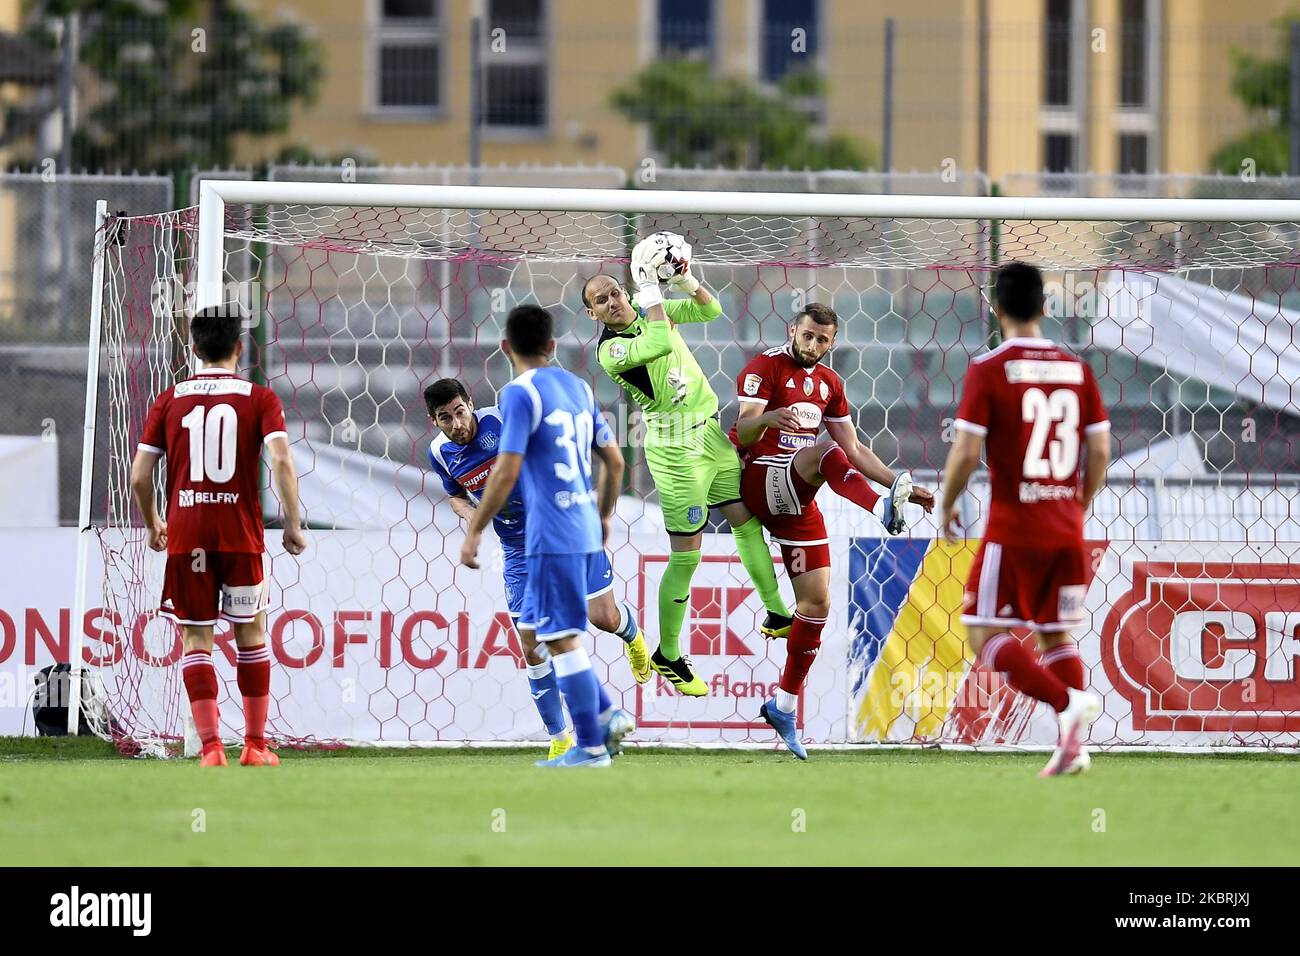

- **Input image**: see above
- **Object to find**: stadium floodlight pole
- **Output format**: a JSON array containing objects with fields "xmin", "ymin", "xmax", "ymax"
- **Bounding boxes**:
[
  {"xmin": 68, "ymin": 199, "xmax": 109, "ymax": 735},
  {"xmin": 193, "ymin": 179, "xmax": 1300, "ymax": 226}
]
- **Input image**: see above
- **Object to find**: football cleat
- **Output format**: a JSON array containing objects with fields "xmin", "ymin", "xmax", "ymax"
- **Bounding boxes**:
[
  {"xmin": 882, "ymin": 471, "xmax": 913, "ymax": 535},
  {"xmin": 759, "ymin": 699, "xmax": 808, "ymax": 760},
  {"xmin": 650, "ymin": 648, "xmax": 708, "ymax": 697},
  {"xmin": 760, "ymin": 611, "xmax": 794, "ymax": 640},
  {"xmin": 624, "ymin": 629, "xmax": 652, "ymax": 684},
  {"xmin": 199, "ymin": 746, "xmax": 228, "ymax": 767},
  {"xmin": 239, "ymin": 743, "xmax": 279, "ymax": 767},
  {"xmin": 602, "ymin": 709, "xmax": 636, "ymax": 756},
  {"xmin": 1040, "ymin": 688, "xmax": 1102, "ymax": 778},
  {"xmin": 547, "ymin": 734, "xmax": 574, "ymax": 761},
  {"xmin": 536, "ymin": 747, "xmax": 612, "ymax": 768}
]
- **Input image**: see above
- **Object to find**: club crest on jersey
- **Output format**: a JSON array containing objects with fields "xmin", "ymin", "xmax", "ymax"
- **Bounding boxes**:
[
  {"xmin": 480, "ymin": 430, "xmax": 498, "ymax": 451},
  {"xmin": 802, "ymin": 378, "xmax": 814, "ymax": 396},
  {"xmin": 743, "ymin": 373, "xmax": 762, "ymax": 396},
  {"xmin": 820, "ymin": 381, "xmax": 828, "ymax": 400},
  {"xmin": 687, "ymin": 505, "xmax": 704, "ymax": 525}
]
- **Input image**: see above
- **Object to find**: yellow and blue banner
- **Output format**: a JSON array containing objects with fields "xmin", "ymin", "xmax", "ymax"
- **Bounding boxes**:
[{"xmin": 848, "ymin": 537, "xmax": 982, "ymax": 742}]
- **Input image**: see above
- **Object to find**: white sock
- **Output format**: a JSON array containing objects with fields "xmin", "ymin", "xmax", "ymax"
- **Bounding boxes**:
[
  {"xmin": 525, "ymin": 661, "xmax": 552, "ymax": 680},
  {"xmin": 776, "ymin": 689, "xmax": 799, "ymax": 714}
]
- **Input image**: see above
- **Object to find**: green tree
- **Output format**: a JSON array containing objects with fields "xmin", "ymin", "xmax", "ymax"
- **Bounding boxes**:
[
  {"xmin": 23, "ymin": 0, "xmax": 323, "ymax": 175},
  {"xmin": 1210, "ymin": 17, "xmax": 1299, "ymax": 175},
  {"xmin": 611, "ymin": 59, "xmax": 876, "ymax": 170}
]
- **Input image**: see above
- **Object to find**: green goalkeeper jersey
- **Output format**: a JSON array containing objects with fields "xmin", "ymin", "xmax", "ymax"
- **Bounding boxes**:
[{"xmin": 596, "ymin": 294, "xmax": 723, "ymax": 446}]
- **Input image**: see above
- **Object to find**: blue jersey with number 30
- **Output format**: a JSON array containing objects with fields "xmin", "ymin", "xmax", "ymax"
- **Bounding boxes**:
[{"xmin": 498, "ymin": 366, "xmax": 613, "ymax": 557}]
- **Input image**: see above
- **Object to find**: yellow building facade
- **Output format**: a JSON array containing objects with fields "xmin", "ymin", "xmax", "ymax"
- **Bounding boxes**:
[{"xmin": 238, "ymin": 0, "xmax": 1300, "ymax": 181}]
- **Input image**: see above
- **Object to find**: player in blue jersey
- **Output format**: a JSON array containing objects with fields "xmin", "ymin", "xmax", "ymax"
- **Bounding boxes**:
[
  {"xmin": 425, "ymin": 378, "xmax": 650, "ymax": 761},
  {"xmin": 460, "ymin": 304, "xmax": 634, "ymax": 768}
]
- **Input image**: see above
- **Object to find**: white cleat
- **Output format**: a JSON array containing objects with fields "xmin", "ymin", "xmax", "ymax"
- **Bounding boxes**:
[
  {"xmin": 882, "ymin": 470, "xmax": 913, "ymax": 535},
  {"xmin": 1040, "ymin": 688, "xmax": 1102, "ymax": 778},
  {"xmin": 1060, "ymin": 748, "xmax": 1092, "ymax": 775}
]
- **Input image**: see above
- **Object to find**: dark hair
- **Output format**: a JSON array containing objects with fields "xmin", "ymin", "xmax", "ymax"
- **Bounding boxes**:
[
  {"xmin": 506, "ymin": 304, "xmax": 554, "ymax": 358},
  {"xmin": 995, "ymin": 261, "xmax": 1045, "ymax": 322},
  {"xmin": 581, "ymin": 274, "xmax": 618, "ymax": 308},
  {"xmin": 794, "ymin": 302, "xmax": 839, "ymax": 330},
  {"xmin": 190, "ymin": 305, "xmax": 244, "ymax": 362},
  {"xmin": 424, "ymin": 378, "xmax": 470, "ymax": 417}
]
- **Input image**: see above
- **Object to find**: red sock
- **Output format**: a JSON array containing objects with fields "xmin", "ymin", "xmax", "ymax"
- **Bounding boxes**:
[
  {"xmin": 818, "ymin": 446, "xmax": 881, "ymax": 512},
  {"xmin": 1041, "ymin": 643, "xmax": 1085, "ymax": 690},
  {"xmin": 236, "ymin": 643, "xmax": 272, "ymax": 748},
  {"xmin": 181, "ymin": 649, "xmax": 221, "ymax": 751},
  {"xmin": 779, "ymin": 612, "xmax": 826, "ymax": 696},
  {"xmin": 981, "ymin": 633, "xmax": 1070, "ymax": 712}
]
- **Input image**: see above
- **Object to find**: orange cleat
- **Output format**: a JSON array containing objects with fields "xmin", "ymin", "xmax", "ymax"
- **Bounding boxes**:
[
  {"xmin": 199, "ymin": 746, "xmax": 228, "ymax": 767},
  {"xmin": 239, "ymin": 743, "xmax": 280, "ymax": 767}
]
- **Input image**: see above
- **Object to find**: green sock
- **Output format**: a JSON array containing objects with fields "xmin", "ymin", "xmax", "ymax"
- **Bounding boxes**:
[
  {"xmin": 658, "ymin": 548, "xmax": 702, "ymax": 660},
  {"xmin": 732, "ymin": 517, "xmax": 791, "ymax": 617}
]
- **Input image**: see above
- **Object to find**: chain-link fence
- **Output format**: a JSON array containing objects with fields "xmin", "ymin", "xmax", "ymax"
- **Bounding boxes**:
[{"xmin": 0, "ymin": 172, "xmax": 172, "ymax": 526}]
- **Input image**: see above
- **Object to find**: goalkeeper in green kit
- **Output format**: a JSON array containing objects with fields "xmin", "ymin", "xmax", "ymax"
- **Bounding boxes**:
[{"xmin": 583, "ymin": 232, "xmax": 793, "ymax": 696}]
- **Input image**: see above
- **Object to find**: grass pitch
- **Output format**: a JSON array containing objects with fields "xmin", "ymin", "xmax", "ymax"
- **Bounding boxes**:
[{"xmin": 2, "ymin": 737, "xmax": 1295, "ymax": 866}]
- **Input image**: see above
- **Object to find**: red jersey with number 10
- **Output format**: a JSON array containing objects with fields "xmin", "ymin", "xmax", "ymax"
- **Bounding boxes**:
[
  {"xmin": 138, "ymin": 367, "xmax": 287, "ymax": 555},
  {"xmin": 954, "ymin": 337, "xmax": 1109, "ymax": 547},
  {"xmin": 730, "ymin": 346, "xmax": 852, "ymax": 460}
]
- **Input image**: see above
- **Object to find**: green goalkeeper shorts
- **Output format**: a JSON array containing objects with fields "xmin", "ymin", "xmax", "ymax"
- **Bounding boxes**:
[{"xmin": 644, "ymin": 418, "xmax": 743, "ymax": 536}]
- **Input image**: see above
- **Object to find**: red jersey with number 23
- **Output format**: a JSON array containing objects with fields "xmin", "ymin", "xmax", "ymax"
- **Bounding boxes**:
[
  {"xmin": 730, "ymin": 346, "xmax": 853, "ymax": 459},
  {"xmin": 138, "ymin": 367, "xmax": 287, "ymax": 555},
  {"xmin": 954, "ymin": 337, "xmax": 1109, "ymax": 548}
]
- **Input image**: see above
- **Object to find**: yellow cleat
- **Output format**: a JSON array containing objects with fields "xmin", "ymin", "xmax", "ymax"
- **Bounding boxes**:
[
  {"xmin": 625, "ymin": 630, "xmax": 652, "ymax": 684},
  {"xmin": 547, "ymin": 734, "xmax": 574, "ymax": 761},
  {"xmin": 650, "ymin": 648, "xmax": 709, "ymax": 697}
]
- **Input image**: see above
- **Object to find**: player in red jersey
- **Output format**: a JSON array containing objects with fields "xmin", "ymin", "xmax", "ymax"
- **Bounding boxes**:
[
  {"xmin": 731, "ymin": 303, "xmax": 935, "ymax": 758},
  {"xmin": 130, "ymin": 306, "xmax": 306, "ymax": 767},
  {"xmin": 940, "ymin": 262, "xmax": 1111, "ymax": 777}
]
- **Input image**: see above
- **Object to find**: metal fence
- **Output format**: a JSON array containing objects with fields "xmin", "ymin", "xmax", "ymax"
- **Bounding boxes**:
[{"xmin": 11, "ymin": 166, "xmax": 1300, "ymax": 525}]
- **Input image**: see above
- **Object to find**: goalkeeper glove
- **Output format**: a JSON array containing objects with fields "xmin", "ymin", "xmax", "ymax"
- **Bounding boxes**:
[
  {"xmin": 630, "ymin": 235, "xmax": 665, "ymax": 308},
  {"xmin": 666, "ymin": 239, "xmax": 700, "ymax": 295}
]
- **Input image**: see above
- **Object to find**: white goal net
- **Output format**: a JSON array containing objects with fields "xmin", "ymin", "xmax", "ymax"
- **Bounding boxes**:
[{"xmin": 76, "ymin": 183, "xmax": 1300, "ymax": 753}]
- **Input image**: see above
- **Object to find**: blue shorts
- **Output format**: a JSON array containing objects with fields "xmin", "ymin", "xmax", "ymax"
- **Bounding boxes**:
[
  {"xmin": 517, "ymin": 552, "xmax": 611, "ymax": 642},
  {"xmin": 502, "ymin": 544, "xmax": 613, "ymax": 620}
]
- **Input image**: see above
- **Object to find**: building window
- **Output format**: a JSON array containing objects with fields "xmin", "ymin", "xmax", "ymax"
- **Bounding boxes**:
[
  {"xmin": 762, "ymin": 0, "xmax": 818, "ymax": 83},
  {"xmin": 374, "ymin": 0, "xmax": 441, "ymax": 112},
  {"xmin": 659, "ymin": 0, "xmax": 713, "ymax": 60},
  {"xmin": 484, "ymin": 0, "xmax": 547, "ymax": 129},
  {"xmin": 1043, "ymin": 0, "xmax": 1072, "ymax": 107},
  {"xmin": 1118, "ymin": 133, "xmax": 1148, "ymax": 173},
  {"xmin": 1044, "ymin": 133, "xmax": 1075, "ymax": 172},
  {"xmin": 1119, "ymin": 0, "xmax": 1147, "ymax": 107}
]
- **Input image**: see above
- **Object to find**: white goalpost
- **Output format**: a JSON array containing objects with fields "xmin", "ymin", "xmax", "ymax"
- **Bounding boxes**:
[{"xmin": 72, "ymin": 180, "xmax": 1300, "ymax": 754}]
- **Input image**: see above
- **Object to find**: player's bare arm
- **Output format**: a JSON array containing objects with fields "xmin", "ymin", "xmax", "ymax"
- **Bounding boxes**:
[
  {"xmin": 735, "ymin": 399, "xmax": 800, "ymax": 446},
  {"xmin": 939, "ymin": 425, "xmax": 984, "ymax": 542},
  {"xmin": 129, "ymin": 447, "xmax": 166, "ymax": 552},
  {"xmin": 448, "ymin": 493, "xmax": 478, "ymax": 525},
  {"xmin": 460, "ymin": 451, "xmax": 523, "ymax": 569},
  {"xmin": 267, "ymin": 435, "xmax": 307, "ymax": 555},
  {"xmin": 824, "ymin": 418, "xmax": 936, "ymax": 511},
  {"xmin": 1081, "ymin": 428, "xmax": 1111, "ymax": 510},
  {"xmin": 591, "ymin": 432, "xmax": 625, "ymax": 545}
]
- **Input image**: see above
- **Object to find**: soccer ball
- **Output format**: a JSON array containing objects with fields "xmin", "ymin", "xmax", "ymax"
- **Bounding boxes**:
[{"xmin": 649, "ymin": 231, "xmax": 691, "ymax": 281}]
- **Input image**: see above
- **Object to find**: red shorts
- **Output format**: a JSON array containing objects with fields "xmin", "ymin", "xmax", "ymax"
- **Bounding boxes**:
[
  {"xmin": 160, "ymin": 551, "xmax": 269, "ymax": 626},
  {"xmin": 740, "ymin": 454, "xmax": 831, "ymax": 576},
  {"xmin": 961, "ymin": 540, "xmax": 1088, "ymax": 632}
]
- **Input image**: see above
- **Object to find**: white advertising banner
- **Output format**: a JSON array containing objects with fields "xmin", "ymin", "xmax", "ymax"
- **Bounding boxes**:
[
  {"xmin": 5, "ymin": 531, "xmax": 1296, "ymax": 748},
  {"xmin": 0, "ymin": 529, "xmax": 847, "ymax": 744}
]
